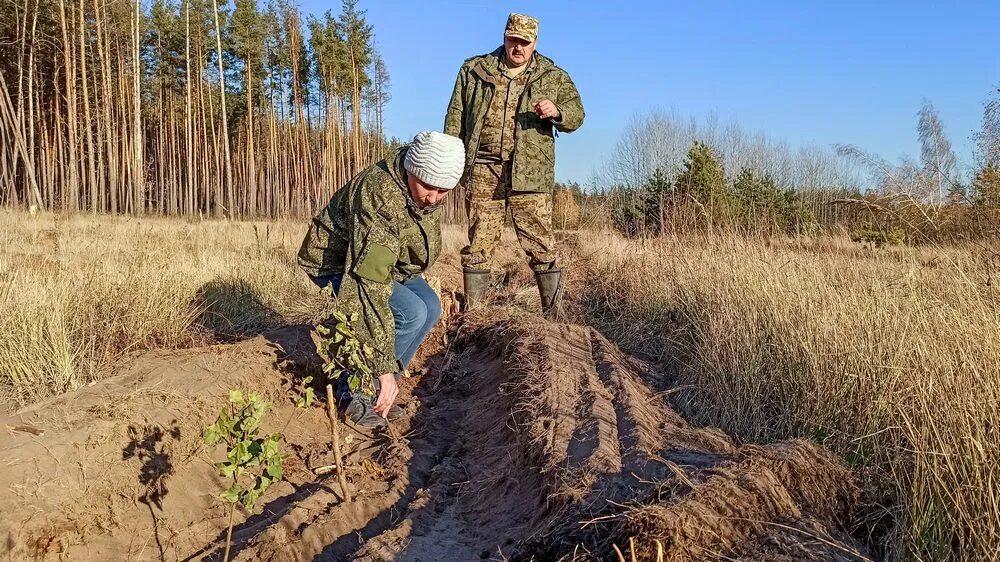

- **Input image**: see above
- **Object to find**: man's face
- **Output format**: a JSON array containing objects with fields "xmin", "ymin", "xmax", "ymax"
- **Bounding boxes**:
[
  {"xmin": 407, "ymin": 175, "xmax": 450, "ymax": 209},
  {"xmin": 503, "ymin": 35, "xmax": 536, "ymax": 67}
]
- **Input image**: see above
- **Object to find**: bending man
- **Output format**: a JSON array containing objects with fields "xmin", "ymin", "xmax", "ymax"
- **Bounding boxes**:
[{"xmin": 298, "ymin": 131, "xmax": 466, "ymax": 428}]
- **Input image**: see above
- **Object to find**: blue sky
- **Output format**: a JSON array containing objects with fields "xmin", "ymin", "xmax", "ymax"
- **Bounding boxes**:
[{"xmin": 300, "ymin": 0, "xmax": 999, "ymax": 184}]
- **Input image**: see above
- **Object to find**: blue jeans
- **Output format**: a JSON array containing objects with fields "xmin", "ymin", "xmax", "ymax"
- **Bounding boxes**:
[{"xmin": 311, "ymin": 273, "xmax": 441, "ymax": 379}]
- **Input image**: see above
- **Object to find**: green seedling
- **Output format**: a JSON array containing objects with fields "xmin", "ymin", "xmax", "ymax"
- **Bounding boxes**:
[
  {"xmin": 295, "ymin": 375, "xmax": 317, "ymax": 409},
  {"xmin": 204, "ymin": 389, "xmax": 284, "ymax": 562},
  {"xmin": 314, "ymin": 311, "xmax": 379, "ymax": 396}
]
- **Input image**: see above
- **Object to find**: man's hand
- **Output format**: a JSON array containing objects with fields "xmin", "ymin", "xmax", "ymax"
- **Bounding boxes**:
[
  {"xmin": 533, "ymin": 99, "xmax": 560, "ymax": 120},
  {"xmin": 373, "ymin": 373, "xmax": 398, "ymax": 418}
]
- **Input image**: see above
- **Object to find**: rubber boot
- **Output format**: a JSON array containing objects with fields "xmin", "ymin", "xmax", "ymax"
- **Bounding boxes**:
[
  {"xmin": 462, "ymin": 267, "xmax": 491, "ymax": 311},
  {"xmin": 535, "ymin": 267, "xmax": 565, "ymax": 320}
]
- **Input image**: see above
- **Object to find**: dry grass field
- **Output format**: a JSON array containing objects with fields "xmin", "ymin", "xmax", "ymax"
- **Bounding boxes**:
[
  {"xmin": 578, "ymin": 231, "xmax": 1000, "ymax": 560},
  {"xmin": 1, "ymin": 211, "xmax": 997, "ymax": 559},
  {"xmin": 0, "ymin": 211, "xmax": 322, "ymax": 409}
]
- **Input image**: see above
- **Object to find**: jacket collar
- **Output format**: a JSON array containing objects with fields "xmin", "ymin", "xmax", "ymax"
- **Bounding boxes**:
[{"xmin": 472, "ymin": 47, "xmax": 552, "ymax": 86}]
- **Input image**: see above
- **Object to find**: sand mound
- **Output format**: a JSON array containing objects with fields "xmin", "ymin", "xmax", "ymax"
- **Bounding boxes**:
[
  {"xmin": 348, "ymin": 310, "xmax": 868, "ymax": 561},
  {"xmin": 0, "ymin": 311, "xmax": 867, "ymax": 561}
]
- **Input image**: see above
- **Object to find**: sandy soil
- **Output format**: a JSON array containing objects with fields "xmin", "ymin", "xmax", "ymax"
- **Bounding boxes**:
[{"xmin": 0, "ymin": 304, "xmax": 868, "ymax": 561}]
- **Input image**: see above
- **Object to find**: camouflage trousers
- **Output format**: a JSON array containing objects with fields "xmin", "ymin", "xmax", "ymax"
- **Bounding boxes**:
[{"xmin": 460, "ymin": 161, "xmax": 557, "ymax": 272}]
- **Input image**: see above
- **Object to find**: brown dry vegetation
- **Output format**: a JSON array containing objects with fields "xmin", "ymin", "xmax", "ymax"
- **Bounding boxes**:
[
  {"xmin": 577, "ymin": 230, "xmax": 1000, "ymax": 560},
  {"xmin": 0, "ymin": 211, "xmax": 321, "ymax": 409},
  {"xmin": 0, "ymin": 211, "xmax": 471, "ymax": 411},
  {"xmin": 1, "ymin": 211, "xmax": 996, "ymax": 560}
]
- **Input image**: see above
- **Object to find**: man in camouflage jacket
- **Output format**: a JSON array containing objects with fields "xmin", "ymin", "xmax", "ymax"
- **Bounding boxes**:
[
  {"xmin": 298, "ymin": 132, "xmax": 465, "ymax": 428},
  {"xmin": 444, "ymin": 12, "xmax": 584, "ymax": 318}
]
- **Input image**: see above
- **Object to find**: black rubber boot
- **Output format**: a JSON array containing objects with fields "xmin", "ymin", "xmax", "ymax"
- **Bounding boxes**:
[
  {"xmin": 535, "ymin": 267, "xmax": 565, "ymax": 320},
  {"xmin": 462, "ymin": 267, "xmax": 491, "ymax": 311}
]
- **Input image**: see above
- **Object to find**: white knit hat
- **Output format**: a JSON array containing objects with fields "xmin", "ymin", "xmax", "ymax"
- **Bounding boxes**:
[{"xmin": 403, "ymin": 131, "xmax": 466, "ymax": 190}]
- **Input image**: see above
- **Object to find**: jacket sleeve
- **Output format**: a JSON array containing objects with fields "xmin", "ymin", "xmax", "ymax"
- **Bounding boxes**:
[
  {"xmin": 334, "ymin": 181, "xmax": 401, "ymax": 377},
  {"xmin": 444, "ymin": 66, "xmax": 467, "ymax": 139},
  {"xmin": 551, "ymin": 71, "xmax": 585, "ymax": 133}
]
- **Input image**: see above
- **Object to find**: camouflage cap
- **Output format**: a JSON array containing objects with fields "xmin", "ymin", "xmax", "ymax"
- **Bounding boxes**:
[{"xmin": 505, "ymin": 13, "xmax": 538, "ymax": 42}]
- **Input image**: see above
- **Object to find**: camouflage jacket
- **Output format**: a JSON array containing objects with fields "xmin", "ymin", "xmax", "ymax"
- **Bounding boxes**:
[
  {"xmin": 444, "ymin": 48, "xmax": 584, "ymax": 193},
  {"xmin": 298, "ymin": 147, "xmax": 442, "ymax": 375}
]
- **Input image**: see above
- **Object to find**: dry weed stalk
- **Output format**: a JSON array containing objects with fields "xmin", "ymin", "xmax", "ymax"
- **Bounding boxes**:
[{"xmin": 325, "ymin": 384, "xmax": 352, "ymax": 503}]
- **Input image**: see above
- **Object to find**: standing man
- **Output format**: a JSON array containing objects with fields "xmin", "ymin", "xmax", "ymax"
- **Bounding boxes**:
[{"xmin": 445, "ymin": 12, "xmax": 584, "ymax": 318}]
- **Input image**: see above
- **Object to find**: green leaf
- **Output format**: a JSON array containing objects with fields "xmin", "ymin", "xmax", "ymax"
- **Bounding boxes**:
[
  {"xmin": 266, "ymin": 461, "xmax": 284, "ymax": 480},
  {"xmin": 228, "ymin": 389, "xmax": 244, "ymax": 406},
  {"xmin": 255, "ymin": 400, "xmax": 269, "ymax": 419},
  {"xmin": 244, "ymin": 487, "xmax": 261, "ymax": 510},
  {"xmin": 248, "ymin": 438, "xmax": 264, "ymax": 458},
  {"xmin": 242, "ymin": 416, "xmax": 260, "ymax": 434},
  {"xmin": 204, "ymin": 422, "xmax": 222, "ymax": 445},
  {"xmin": 257, "ymin": 474, "xmax": 272, "ymax": 490},
  {"xmin": 221, "ymin": 485, "xmax": 241, "ymax": 504},
  {"xmin": 229, "ymin": 441, "xmax": 250, "ymax": 465},
  {"xmin": 262, "ymin": 434, "xmax": 280, "ymax": 457}
]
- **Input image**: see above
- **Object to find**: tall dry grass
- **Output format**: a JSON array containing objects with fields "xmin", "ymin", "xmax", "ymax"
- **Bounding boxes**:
[
  {"xmin": 0, "ymin": 211, "xmax": 324, "ymax": 411},
  {"xmin": 577, "ymin": 231, "xmax": 1000, "ymax": 560}
]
